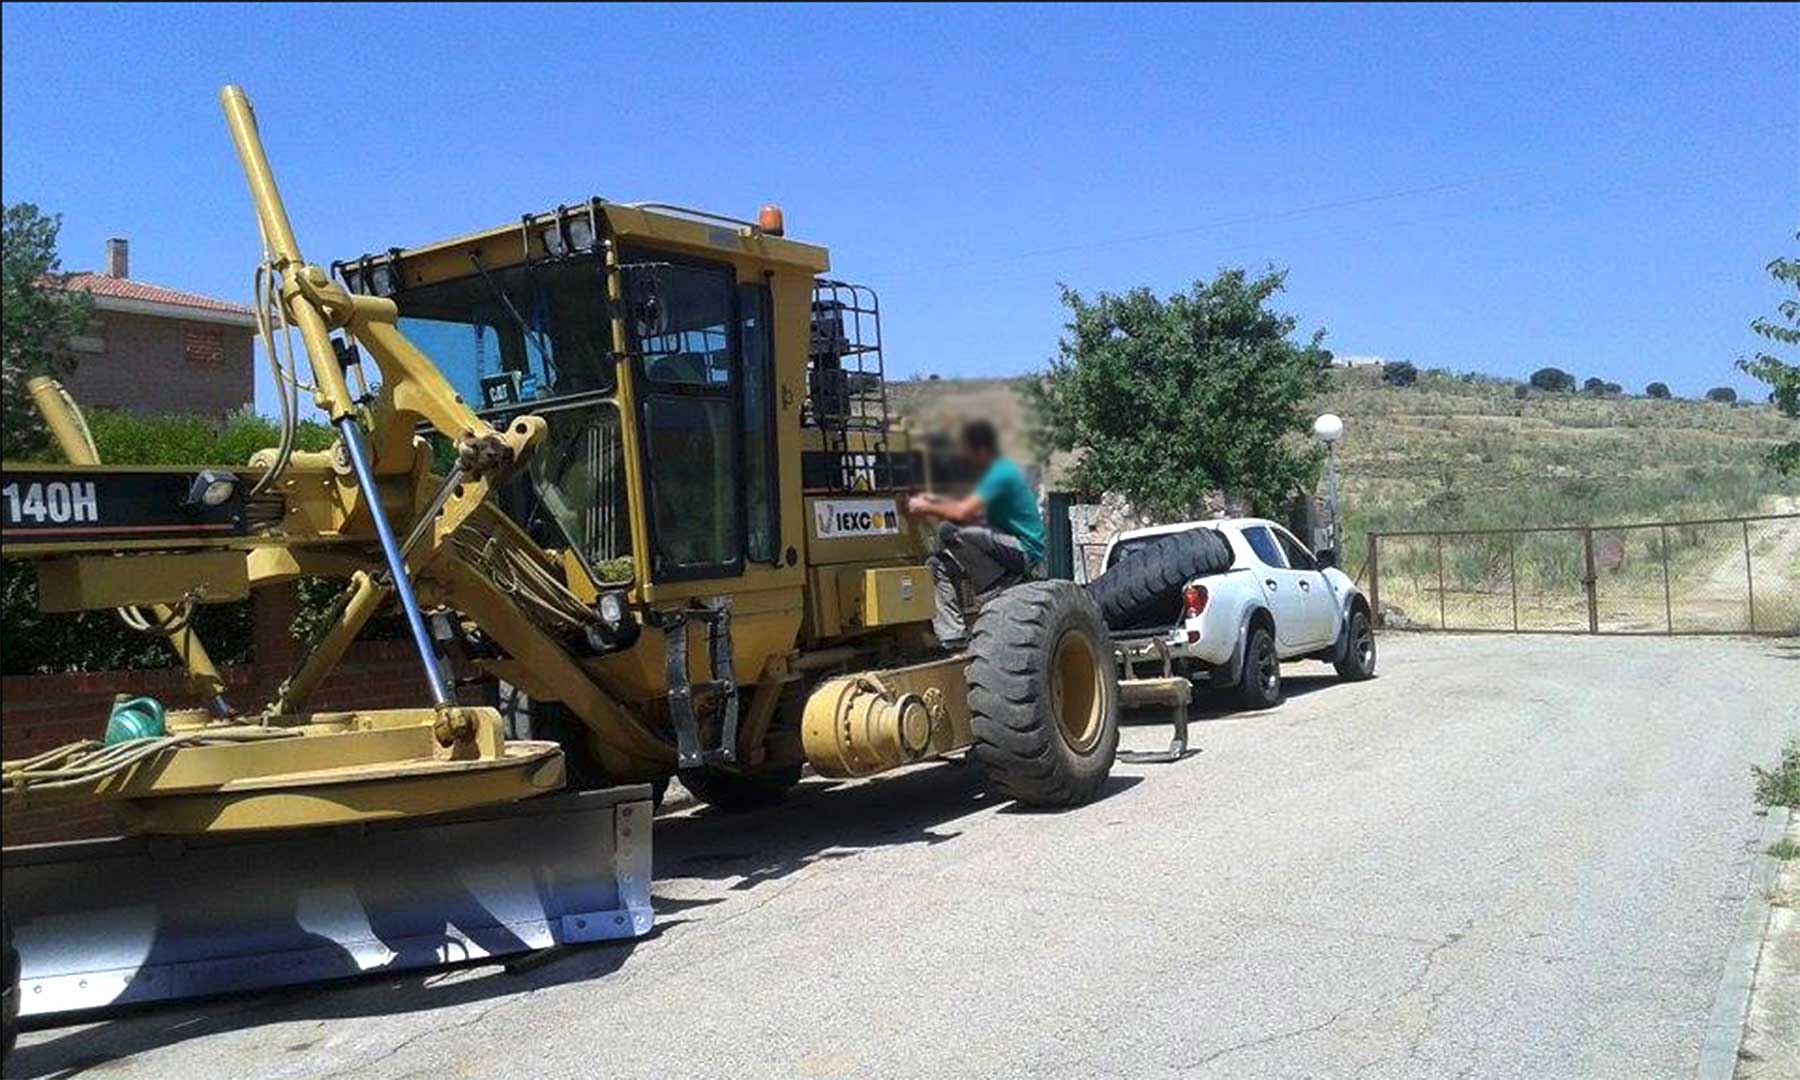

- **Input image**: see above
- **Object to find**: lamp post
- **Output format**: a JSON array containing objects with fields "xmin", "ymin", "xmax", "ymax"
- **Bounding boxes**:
[{"xmin": 1312, "ymin": 413, "xmax": 1344, "ymax": 556}]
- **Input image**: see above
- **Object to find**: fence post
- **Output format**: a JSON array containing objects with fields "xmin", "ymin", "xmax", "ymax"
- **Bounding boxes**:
[
  {"xmin": 1436, "ymin": 533, "xmax": 1447, "ymax": 630},
  {"xmin": 1744, "ymin": 519, "xmax": 1757, "ymax": 634},
  {"xmin": 1509, "ymin": 533, "xmax": 1519, "ymax": 632},
  {"xmin": 1367, "ymin": 533, "xmax": 1382, "ymax": 626},
  {"xmin": 1044, "ymin": 492, "xmax": 1074, "ymax": 581},
  {"xmin": 1582, "ymin": 527, "xmax": 1598, "ymax": 634},
  {"xmin": 1660, "ymin": 524, "xmax": 1673, "ymax": 634}
]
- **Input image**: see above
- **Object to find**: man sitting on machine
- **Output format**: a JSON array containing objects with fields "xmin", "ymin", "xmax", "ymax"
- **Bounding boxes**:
[{"xmin": 905, "ymin": 420, "xmax": 1045, "ymax": 650}]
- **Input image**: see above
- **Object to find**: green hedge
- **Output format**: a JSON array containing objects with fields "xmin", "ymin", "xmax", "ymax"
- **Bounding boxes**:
[{"xmin": 2, "ymin": 409, "xmax": 338, "ymax": 675}]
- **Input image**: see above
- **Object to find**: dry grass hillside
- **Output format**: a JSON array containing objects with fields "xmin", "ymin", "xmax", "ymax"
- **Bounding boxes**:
[{"xmin": 890, "ymin": 368, "xmax": 1800, "ymax": 548}]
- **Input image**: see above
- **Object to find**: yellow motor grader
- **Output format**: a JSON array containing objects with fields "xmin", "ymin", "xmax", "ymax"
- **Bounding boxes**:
[{"xmin": 0, "ymin": 86, "xmax": 1189, "ymax": 1053}]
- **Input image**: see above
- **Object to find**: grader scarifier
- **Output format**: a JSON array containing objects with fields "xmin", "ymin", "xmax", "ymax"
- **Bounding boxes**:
[{"xmin": 0, "ymin": 86, "xmax": 1150, "ymax": 1052}]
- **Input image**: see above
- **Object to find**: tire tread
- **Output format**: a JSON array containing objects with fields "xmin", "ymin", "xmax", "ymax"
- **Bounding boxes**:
[{"xmin": 1087, "ymin": 529, "xmax": 1234, "ymax": 632}]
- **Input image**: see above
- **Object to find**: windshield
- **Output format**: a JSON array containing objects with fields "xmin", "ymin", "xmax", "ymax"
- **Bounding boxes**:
[
  {"xmin": 394, "ymin": 255, "xmax": 614, "ymax": 408},
  {"xmin": 397, "ymin": 255, "xmax": 631, "ymax": 580}
]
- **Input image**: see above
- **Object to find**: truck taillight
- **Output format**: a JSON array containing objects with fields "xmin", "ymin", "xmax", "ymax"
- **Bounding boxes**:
[{"xmin": 1182, "ymin": 583, "xmax": 1208, "ymax": 618}]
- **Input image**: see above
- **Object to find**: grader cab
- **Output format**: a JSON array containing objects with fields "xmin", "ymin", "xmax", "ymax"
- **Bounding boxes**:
[{"xmin": 0, "ymin": 86, "xmax": 1146, "ymax": 1054}]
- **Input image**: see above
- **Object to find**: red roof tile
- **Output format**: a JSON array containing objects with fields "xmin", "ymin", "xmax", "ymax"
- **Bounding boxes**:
[{"xmin": 54, "ymin": 272, "xmax": 253, "ymax": 317}]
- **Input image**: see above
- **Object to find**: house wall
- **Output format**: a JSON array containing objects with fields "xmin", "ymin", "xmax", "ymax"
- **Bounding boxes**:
[{"xmin": 61, "ymin": 309, "xmax": 255, "ymax": 417}]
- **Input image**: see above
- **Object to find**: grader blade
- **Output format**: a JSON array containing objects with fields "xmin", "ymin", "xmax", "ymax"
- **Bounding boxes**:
[{"xmin": 3, "ymin": 786, "xmax": 652, "ymax": 1018}]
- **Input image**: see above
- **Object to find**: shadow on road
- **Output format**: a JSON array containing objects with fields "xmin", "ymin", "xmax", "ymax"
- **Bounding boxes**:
[
  {"xmin": 1119, "ymin": 665, "xmax": 1350, "ymax": 728},
  {"xmin": 656, "ymin": 759, "xmax": 1140, "ymax": 880},
  {"xmin": 9, "ymin": 758, "xmax": 1139, "ymax": 1078}
]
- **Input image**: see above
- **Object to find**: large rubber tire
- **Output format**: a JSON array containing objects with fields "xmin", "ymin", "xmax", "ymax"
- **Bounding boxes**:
[
  {"xmin": 1237, "ymin": 623, "xmax": 1283, "ymax": 709},
  {"xmin": 1334, "ymin": 608, "xmax": 1377, "ymax": 681},
  {"xmin": 968, "ymin": 580, "xmax": 1120, "ymax": 807},
  {"xmin": 1087, "ymin": 528, "xmax": 1234, "ymax": 632},
  {"xmin": 506, "ymin": 698, "xmax": 670, "ymax": 805},
  {"xmin": 508, "ymin": 700, "xmax": 613, "ymax": 791},
  {"xmin": 677, "ymin": 763, "xmax": 803, "ymax": 812}
]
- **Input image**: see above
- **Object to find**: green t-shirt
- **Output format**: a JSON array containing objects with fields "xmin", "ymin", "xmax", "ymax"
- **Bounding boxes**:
[{"xmin": 975, "ymin": 458, "xmax": 1045, "ymax": 563}]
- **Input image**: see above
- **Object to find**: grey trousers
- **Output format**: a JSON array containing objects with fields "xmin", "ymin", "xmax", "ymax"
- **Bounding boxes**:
[{"xmin": 928, "ymin": 522, "xmax": 1034, "ymax": 644}]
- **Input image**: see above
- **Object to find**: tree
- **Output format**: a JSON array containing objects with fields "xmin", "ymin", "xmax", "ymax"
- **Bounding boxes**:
[
  {"xmin": 1024, "ymin": 268, "xmax": 1328, "ymax": 517},
  {"xmin": 2, "ymin": 203, "xmax": 90, "ymax": 456},
  {"xmin": 1705, "ymin": 386, "xmax": 1738, "ymax": 404},
  {"xmin": 1646, "ymin": 382, "xmax": 1672, "ymax": 399},
  {"xmin": 1737, "ymin": 234, "xmax": 1799, "ymax": 473},
  {"xmin": 1529, "ymin": 366, "xmax": 1575, "ymax": 393},
  {"xmin": 1381, "ymin": 360, "xmax": 1418, "ymax": 387},
  {"xmin": 1581, "ymin": 377, "xmax": 1608, "ymax": 396}
]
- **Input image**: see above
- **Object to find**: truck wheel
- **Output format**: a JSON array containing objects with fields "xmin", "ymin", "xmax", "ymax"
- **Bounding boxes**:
[
  {"xmin": 509, "ymin": 700, "xmax": 613, "ymax": 791},
  {"xmin": 1086, "ymin": 528, "xmax": 1234, "ymax": 632},
  {"xmin": 677, "ymin": 763, "xmax": 802, "ymax": 812},
  {"xmin": 1334, "ymin": 609, "xmax": 1377, "ymax": 681},
  {"xmin": 969, "ymin": 580, "xmax": 1119, "ymax": 807},
  {"xmin": 507, "ymin": 697, "xmax": 670, "ymax": 805},
  {"xmin": 1237, "ymin": 623, "xmax": 1283, "ymax": 709}
]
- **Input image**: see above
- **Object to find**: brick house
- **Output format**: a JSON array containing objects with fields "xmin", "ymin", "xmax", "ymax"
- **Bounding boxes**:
[{"xmin": 55, "ymin": 237, "xmax": 257, "ymax": 416}]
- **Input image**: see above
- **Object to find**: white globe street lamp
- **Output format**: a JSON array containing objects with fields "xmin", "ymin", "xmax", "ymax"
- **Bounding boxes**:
[{"xmin": 1312, "ymin": 413, "xmax": 1345, "ymax": 556}]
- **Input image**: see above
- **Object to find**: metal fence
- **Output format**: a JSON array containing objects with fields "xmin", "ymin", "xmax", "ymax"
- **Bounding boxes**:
[{"xmin": 1367, "ymin": 513, "xmax": 1800, "ymax": 636}]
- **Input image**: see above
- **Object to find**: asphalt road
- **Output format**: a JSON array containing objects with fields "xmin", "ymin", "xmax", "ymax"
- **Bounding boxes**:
[{"xmin": 11, "ymin": 634, "xmax": 1799, "ymax": 1079}]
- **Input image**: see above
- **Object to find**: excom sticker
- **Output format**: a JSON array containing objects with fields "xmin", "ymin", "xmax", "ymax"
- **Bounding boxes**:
[{"xmin": 814, "ymin": 498, "xmax": 902, "ymax": 539}]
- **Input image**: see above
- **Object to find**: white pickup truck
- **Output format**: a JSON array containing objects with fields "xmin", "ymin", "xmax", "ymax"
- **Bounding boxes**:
[{"xmin": 1088, "ymin": 517, "xmax": 1376, "ymax": 708}]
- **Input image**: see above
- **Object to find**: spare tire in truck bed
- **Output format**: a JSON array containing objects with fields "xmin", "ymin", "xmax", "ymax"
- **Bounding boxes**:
[{"xmin": 1087, "ymin": 527, "xmax": 1234, "ymax": 632}]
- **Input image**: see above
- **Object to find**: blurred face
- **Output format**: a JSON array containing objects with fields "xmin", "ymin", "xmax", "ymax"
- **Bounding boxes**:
[{"xmin": 962, "ymin": 439, "xmax": 996, "ymax": 471}]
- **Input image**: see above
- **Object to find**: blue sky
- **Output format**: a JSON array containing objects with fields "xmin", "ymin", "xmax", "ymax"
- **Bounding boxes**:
[{"xmin": 3, "ymin": 3, "xmax": 1795, "ymax": 413}]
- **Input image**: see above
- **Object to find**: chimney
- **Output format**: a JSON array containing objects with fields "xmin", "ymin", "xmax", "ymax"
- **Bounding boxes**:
[{"xmin": 105, "ymin": 237, "xmax": 130, "ymax": 279}]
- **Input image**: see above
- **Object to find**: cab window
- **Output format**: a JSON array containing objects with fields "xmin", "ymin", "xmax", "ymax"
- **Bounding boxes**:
[
  {"xmin": 740, "ymin": 283, "xmax": 779, "ymax": 565},
  {"xmin": 393, "ymin": 254, "xmax": 613, "ymax": 408},
  {"xmin": 642, "ymin": 396, "xmax": 740, "ymax": 570},
  {"xmin": 637, "ymin": 263, "xmax": 734, "ymax": 387},
  {"xmin": 1273, "ymin": 527, "xmax": 1318, "ymax": 571},
  {"xmin": 1242, "ymin": 526, "xmax": 1287, "ymax": 568},
  {"xmin": 626, "ymin": 254, "xmax": 744, "ymax": 579}
]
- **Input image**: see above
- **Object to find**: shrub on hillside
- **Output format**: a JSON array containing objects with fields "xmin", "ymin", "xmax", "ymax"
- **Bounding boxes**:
[
  {"xmin": 1381, "ymin": 361, "xmax": 1418, "ymax": 388},
  {"xmin": 1705, "ymin": 387, "xmax": 1739, "ymax": 404},
  {"xmin": 1646, "ymin": 382, "xmax": 1672, "ymax": 399},
  {"xmin": 1529, "ymin": 367, "xmax": 1576, "ymax": 393}
]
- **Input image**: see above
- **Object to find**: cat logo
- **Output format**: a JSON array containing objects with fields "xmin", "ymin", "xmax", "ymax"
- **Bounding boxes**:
[{"xmin": 814, "ymin": 498, "xmax": 902, "ymax": 539}]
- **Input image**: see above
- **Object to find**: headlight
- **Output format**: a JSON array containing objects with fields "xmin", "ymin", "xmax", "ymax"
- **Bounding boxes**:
[
  {"xmin": 186, "ymin": 470, "xmax": 237, "ymax": 508},
  {"xmin": 369, "ymin": 264, "xmax": 396, "ymax": 297},
  {"xmin": 540, "ymin": 213, "xmax": 594, "ymax": 257},
  {"xmin": 566, "ymin": 214, "xmax": 594, "ymax": 250},
  {"xmin": 539, "ymin": 225, "xmax": 565, "ymax": 257},
  {"xmin": 598, "ymin": 591, "xmax": 625, "ymax": 627}
]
